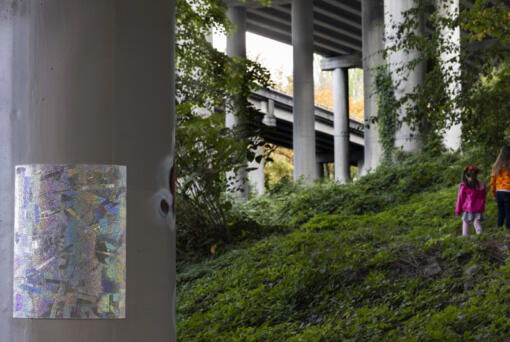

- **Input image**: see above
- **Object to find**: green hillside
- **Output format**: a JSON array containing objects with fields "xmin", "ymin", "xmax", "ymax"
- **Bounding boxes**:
[{"xmin": 177, "ymin": 153, "xmax": 510, "ymax": 341}]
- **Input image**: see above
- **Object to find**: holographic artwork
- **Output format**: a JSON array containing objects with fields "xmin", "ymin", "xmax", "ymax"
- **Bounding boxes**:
[{"xmin": 13, "ymin": 164, "xmax": 126, "ymax": 319}]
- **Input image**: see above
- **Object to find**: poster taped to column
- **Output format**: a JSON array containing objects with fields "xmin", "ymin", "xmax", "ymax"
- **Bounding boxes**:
[{"xmin": 13, "ymin": 164, "xmax": 126, "ymax": 319}]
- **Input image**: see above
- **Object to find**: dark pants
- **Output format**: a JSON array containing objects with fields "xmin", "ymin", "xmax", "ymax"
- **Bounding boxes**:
[{"xmin": 496, "ymin": 191, "xmax": 510, "ymax": 228}]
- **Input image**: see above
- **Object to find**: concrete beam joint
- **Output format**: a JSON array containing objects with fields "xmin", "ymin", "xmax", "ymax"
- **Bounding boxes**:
[{"xmin": 321, "ymin": 54, "xmax": 362, "ymax": 71}]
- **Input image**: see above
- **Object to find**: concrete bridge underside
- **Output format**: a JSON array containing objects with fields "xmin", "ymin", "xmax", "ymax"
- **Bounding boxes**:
[
  {"xmin": 226, "ymin": 0, "xmax": 383, "ymax": 188},
  {"xmin": 227, "ymin": 0, "xmax": 463, "ymax": 191}
]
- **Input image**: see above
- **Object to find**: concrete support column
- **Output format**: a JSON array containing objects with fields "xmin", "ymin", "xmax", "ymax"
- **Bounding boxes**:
[
  {"xmin": 0, "ymin": 4, "xmax": 13, "ymax": 337},
  {"xmin": 321, "ymin": 55, "xmax": 360, "ymax": 182},
  {"xmin": 226, "ymin": 5, "xmax": 249, "ymax": 199},
  {"xmin": 1, "ymin": 0, "xmax": 176, "ymax": 340},
  {"xmin": 226, "ymin": 6, "xmax": 246, "ymax": 60},
  {"xmin": 437, "ymin": 0, "xmax": 462, "ymax": 150},
  {"xmin": 385, "ymin": 0, "xmax": 425, "ymax": 152},
  {"xmin": 333, "ymin": 68, "xmax": 350, "ymax": 183},
  {"xmin": 362, "ymin": 0, "xmax": 384, "ymax": 172},
  {"xmin": 292, "ymin": 0, "xmax": 317, "ymax": 183},
  {"xmin": 248, "ymin": 145, "xmax": 265, "ymax": 195}
]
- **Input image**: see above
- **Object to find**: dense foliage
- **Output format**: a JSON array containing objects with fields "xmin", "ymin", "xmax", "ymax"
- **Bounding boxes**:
[
  {"xmin": 374, "ymin": 64, "xmax": 399, "ymax": 162},
  {"xmin": 240, "ymin": 151, "xmax": 475, "ymax": 230},
  {"xmin": 177, "ymin": 151, "xmax": 474, "ymax": 261},
  {"xmin": 175, "ymin": 0, "xmax": 273, "ymax": 260},
  {"xmin": 462, "ymin": 63, "xmax": 510, "ymax": 163}
]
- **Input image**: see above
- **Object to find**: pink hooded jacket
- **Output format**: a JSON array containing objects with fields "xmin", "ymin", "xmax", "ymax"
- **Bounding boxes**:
[{"xmin": 455, "ymin": 183, "xmax": 486, "ymax": 216}]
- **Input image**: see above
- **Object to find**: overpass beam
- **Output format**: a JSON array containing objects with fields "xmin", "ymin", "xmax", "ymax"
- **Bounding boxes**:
[
  {"xmin": 384, "ymin": 0, "xmax": 425, "ymax": 152},
  {"xmin": 0, "ymin": 0, "xmax": 176, "ymax": 340},
  {"xmin": 226, "ymin": 5, "xmax": 249, "ymax": 199},
  {"xmin": 292, "ymin": 0, "xmax": 317, "ymax": 183},
  {"xmin": 361, "ymin": 0, "xmax": 384, "ymax": 172}
]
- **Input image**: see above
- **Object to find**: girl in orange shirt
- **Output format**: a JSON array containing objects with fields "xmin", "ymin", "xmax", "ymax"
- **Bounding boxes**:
[{"xmin": 491, "ymin": 146, "xmax": 510, "ymax": 228}]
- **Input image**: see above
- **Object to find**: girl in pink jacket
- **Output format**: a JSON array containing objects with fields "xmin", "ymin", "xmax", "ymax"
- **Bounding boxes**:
[{"xmin": 456, "ymin": 165, "xmax": 486, "ymax": 236}]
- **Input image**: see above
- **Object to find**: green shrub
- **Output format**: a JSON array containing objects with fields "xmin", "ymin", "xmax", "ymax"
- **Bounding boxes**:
[
  {"xmin": 240, "ymin": 150, "xmax": 484, "ymax": 229},
  {"xmin": 179, "ymin": 150, "xmax": 488, "ymax": 264},
  {"xmin": 177, "ymin": 203, "xmax": 281, "ymax": 264}
]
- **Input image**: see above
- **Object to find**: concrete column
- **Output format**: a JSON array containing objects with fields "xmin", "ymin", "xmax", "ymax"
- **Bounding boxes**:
[
  {"xmin": 248, "ymin": 145, "xmax": 265, "ymax": 195},
  {"xmin": 362, "ymin": 0, "xmax": 384, "ymax": 172},
  {"xmin": 226, "ymin": 6, "xmax": 246, "ymax": 59},
  {"xmin": 226, "ymin": 5, "xmax": 249, "ymax": 199},
  {"xmin": 1, "ymin": 0, "xmax": 176, "ymax": 341},
  {"xmin": 333, "ymin": 68, "xmax": 350, "ymax": 183},
  {"xmin": 437, "ymin": 0, "xmax": 462, "ymax": 150},
  {"xmin": 0, "ymin": 3, "xmax": 13, "ymax": 337},
  {"xmin": 385, "ymin": 0, "xmax": 425, "ymax": 152},
  {"xmin": 321, "ymin": 55, "xmax": 360, "ymax": 182},
  {"xmin": 292, "ymin": 0, "xmax": 317, "ymax": 183}
]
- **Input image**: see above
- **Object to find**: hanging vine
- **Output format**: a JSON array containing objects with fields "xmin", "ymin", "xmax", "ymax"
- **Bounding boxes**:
[{"xmin": 374, "ymin": 64, "xmax": 399, "ymax": 163}]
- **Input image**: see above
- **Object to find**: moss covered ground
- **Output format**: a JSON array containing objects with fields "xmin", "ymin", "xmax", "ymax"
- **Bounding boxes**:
[{"xmin": 177, "ymin": 152, "xmax": 510, "ymax": 341}]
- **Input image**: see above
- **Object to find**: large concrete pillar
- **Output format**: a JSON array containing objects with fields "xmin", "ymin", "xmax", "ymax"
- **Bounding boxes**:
[
  {"xmin": 385, "ymin": 0, "xmax": 425, "ymax": 151},
  {"xmin": 0, "ymin": 3, "xmax": 14, "ymax": 337},
  {"xmin": 437, "ymin": 0, "xmax": 462, "ymax": 150},
  {"xmin": 362, "ymin": 0, "xmax": 385, "ymax": 172},
  {"xmin": 292, "ymin": 0, "xmax": 317, "ymax": 182},
  {"xmin": 0, "ymin": 0, "xmax": 176, "ymax": 341},
  {"xmin": 226, "ymin": 5, "xmax": 249, "ymax": 199},
  {"xmin": 333, "ymin": 68, "xmax": 350, "ymax": 182}
]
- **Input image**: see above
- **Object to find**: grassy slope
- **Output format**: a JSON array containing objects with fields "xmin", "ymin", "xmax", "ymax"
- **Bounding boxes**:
[{"xmin": 178, "ymin": 154, "xmax": 510, "ymax": 341}]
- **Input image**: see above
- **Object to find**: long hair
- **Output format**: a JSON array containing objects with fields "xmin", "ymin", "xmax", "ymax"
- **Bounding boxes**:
[
  {"xmin": 462, "ymin": 165, "xmax": 481, "ymax": 189},
  {"xmin": 492, "ymin": 146, "xmax": 510, "ymax": 175}
]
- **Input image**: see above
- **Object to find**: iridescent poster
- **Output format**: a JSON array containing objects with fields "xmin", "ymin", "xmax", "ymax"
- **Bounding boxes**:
[{"xmin": 13, "ymin": 164, "xmax": 126, "ymax": 319}]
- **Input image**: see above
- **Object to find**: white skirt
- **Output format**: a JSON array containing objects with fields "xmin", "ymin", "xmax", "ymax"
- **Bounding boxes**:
[{"xmin": 462, "ymin": 211, "xmax": 485, "ymax": 222}]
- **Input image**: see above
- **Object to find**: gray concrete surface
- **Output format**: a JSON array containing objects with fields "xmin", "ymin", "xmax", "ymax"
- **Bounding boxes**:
[
  {"xmin": 437, "ymin": 0, "xmax": 462, "ymax": 150},
  {"xmin": 0, "ymin": 0, "xmax": 176, "ymax": 340},
  {"xmin": 292, "ymin": 0, "xmax": 317, "ymax": 182},
  {"xmin": 361, "ymin": 0, "xmax": 384, "ymax": 172},
  {"xmin": 385, "ymin": 0, "xmax": 424, "ymax": 152},
  {"xmin": 321, "ymin": 54, "xmax": 361, "ymax": 182},
  {"xmin": 248, "ymin": 145, "xmax": 265, "ymax": 195},
  {"xmin": 226, "ymin": 5, "xmax": 249, "ymax": 199},
  {"xmin": 332, "ymin": 68, "xmax": 350, "ymax": 183}
]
